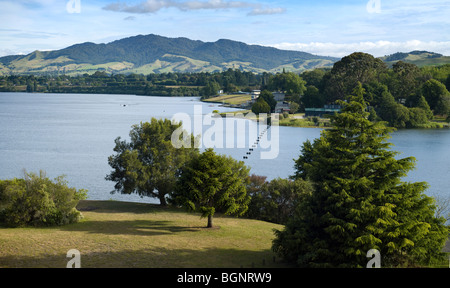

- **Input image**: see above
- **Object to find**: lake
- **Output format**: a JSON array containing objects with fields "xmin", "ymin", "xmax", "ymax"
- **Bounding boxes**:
[{"xmin": 1, "ymin": 92, "xmax": 449, "ymax": 205}]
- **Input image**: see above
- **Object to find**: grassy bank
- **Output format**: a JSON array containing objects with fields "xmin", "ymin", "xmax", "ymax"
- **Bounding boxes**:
[
  {"xmin": 204, "ymin": 94, "xmax": 450, "ymax": 129},
  {"xmin": 203, "ymin": 94, "xmax": 251, "ymax": 106},
  {"xmin": 0, "ymin": 200, "xmax": 288, "ymax": 268}
]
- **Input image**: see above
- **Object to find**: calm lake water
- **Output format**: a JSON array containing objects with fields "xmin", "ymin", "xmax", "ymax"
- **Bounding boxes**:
[{"xmin": 0, "ymin": 92, "xmax": 449, "ymax": 204}]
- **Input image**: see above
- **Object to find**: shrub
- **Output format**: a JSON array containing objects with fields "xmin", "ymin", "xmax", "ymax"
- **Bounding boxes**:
[{"xmin": 0, "ymin": 170, "xmax": 87, "ymax": 227}]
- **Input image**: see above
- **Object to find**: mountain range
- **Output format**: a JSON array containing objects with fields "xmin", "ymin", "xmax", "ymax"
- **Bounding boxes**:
[
  {"xmin": 0, "ymin": 34, "xmax": 449, "ymax": 76},
  {"xmin": 0, "ymin": 34, "xmax": 338, "ymax": 75}
]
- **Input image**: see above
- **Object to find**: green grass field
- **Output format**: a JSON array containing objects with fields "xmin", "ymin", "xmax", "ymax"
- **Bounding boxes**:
[
  {"xmin": 203, "ymin": 94, "xmax": 252, "ymax": 105},
  {"xmin": 0, "ymin": 200, "xmax": 288, "ymax": 268}
]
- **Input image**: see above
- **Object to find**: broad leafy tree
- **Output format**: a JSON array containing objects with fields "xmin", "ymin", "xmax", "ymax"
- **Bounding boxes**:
[
  {"xmin": 377, "ymin": 88, "xmax": 411, "ymax": 128},
  {"xmin": 422, "ymin": 79, "xmax": 450, "ymax": 116},
  {"xmin": 390, "ymin": 61, "xmax": 422, "ymax": 101},
  {"xmin": 268, "ymin": 72, "xmax": 306, "ymax": 97},
  {"xmin": 275, "ymin": 86, "xmax": 448, "ymax": 267},
  {"xmin": 323, "ymin": 52, "xmax": 387, "ymax": 102},
  {"xmin": 106, "ymin": 118, "xmax": 198, "ymax": 206},
  {"xmin": 301, "ymin": 85, "xmax": 326, "ymax": 108},
  {"xmin": 172, "ymin": 148, "xmax": 250, "ymax": 228},
  {"xmin": 251, "ymin": 98, "xmax": 271, "ymax": 114}
]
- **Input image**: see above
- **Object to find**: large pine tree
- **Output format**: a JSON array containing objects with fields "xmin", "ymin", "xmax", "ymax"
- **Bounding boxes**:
[{"xmin": 274, "ymin": 83, "xmax": 448, "ymax": 267}]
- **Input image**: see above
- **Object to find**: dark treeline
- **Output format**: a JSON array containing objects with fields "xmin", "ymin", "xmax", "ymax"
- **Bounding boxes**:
[
  {"xmin": 299, "ymin": 53, "xmax": 450, "ymax": 128},
  {"xmin": 1, "ymin": 52, "xmax": 449, "ymax": 127},
  {"xmin": 0, "ymin": 69, "xmax": 265, "ymax": 97}
]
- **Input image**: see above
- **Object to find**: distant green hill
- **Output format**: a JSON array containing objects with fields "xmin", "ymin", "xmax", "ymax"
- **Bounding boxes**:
[
  {"xmin": 380, "ymin": 50, "xmax": 450, "ymax": 67},
  {"xmin": 0, "ymin": 34, "xmax": 338, "ymax": 75},
  {"xmin": 2, "ymin": 36, "xmax": 448, "ymax": 76}
]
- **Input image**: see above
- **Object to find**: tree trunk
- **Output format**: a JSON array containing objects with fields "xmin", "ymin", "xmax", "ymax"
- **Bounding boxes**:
[
  {"xmin": 207, "ymin": 214, "xmax": 213, "ymax": 228},
  {"xmin": 159, "ymin": 194, "xmax": 167, "ymax": 206}
]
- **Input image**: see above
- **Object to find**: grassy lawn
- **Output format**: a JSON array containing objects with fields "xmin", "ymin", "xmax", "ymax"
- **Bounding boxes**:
[
  {"xmin": 203, "ymin": 94, "xmax": 251, "ymax": 105},
  {"xmin": 0, "ymin": 200, "xmax": 288, "ymax": 268},
  {"xmin": 279, "ymin": 114, "xmax": 332, "ymax": 128}
]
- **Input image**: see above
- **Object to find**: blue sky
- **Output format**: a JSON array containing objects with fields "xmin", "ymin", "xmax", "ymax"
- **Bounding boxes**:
[{"xmin": 1, "ymin": 0, "xmax": 450, "ymax": 58}]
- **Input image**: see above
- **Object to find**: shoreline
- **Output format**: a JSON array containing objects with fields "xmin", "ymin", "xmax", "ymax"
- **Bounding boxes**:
[
  {"xmin": 2, "ymin": 91, "xmax": 448, "ymax": 130},
  {"xmin": 214, "ymin": 110, "xmax": 449, "ymax": 130}
]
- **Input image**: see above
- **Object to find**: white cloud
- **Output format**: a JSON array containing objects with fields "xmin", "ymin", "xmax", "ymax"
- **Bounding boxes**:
[
  {"xmin": 103, "ymin": 0, "xmax": 249, "ymax": 13},
  {"xmin": 247, "ymin": 7, "xmax": 285, "ymax": 16},
  {"xmin": 103, "ymin": 0, "xmax": 285, "ymax": 16},
  {"xmin": 271, "ymin": 40, "xmax": 450, "ymax": 58},
  {"xmin": 0, "ymin": 49, "xmax": 24, "ymax": 57}
]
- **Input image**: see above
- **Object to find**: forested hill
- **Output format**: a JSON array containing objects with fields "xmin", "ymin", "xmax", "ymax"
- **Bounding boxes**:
[
  {"xmin": 0, "ymin": 34, "xmax": 338, "ymax": 75},
  {"xmin": 380, "ymin": 51, "xmax": 450, "ymax": 67}
]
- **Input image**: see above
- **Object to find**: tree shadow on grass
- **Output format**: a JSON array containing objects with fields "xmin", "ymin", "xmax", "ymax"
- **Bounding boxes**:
[
  {"xmin": 77, "ymin": 200, "xmax": 189, "ymax": 215},
  {"xmin": 63, "ymin": 219, "xmax": 203, "ymax": 236},
  {"xmin": 0, "ymin": 246, "xmax": 289, "ymax": 268}
]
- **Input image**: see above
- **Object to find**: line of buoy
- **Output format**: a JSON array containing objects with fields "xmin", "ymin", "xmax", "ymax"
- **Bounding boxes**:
[{"xmin": 243, "ymin": 126, "xmax": 271, "ymax": 160}]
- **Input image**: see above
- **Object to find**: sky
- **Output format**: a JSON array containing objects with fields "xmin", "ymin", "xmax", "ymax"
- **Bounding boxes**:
[{"xmin": 1, "ymin": 0, "xmax": 450, "ymax": 58}]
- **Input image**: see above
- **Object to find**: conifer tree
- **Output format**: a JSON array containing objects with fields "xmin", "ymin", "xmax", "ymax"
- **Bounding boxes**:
[
  {"xmin": 274, "ymin": 83, "xmax": 448, "ymax": 267},
  {"xmin": 172, "ymin": 149, "xmax": 250, "ymax": 228}
]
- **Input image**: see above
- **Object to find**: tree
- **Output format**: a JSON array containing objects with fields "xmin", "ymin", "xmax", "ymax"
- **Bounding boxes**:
[
  {"xmin": 202, "ymin": 80, "xmax": 221, "ymax": 97},
  {"xmin": 377, "ymin": 89, "xmax": 410, "ymax": 128},
  {"xmin": 259, "ymin": 90, "xmax": 277, "ymax": 112},
  {"xmin": 301, "ymin": 69, "xmax": 326, "ymax": 88},
  {"xmin": 408, "ymin": 107, "xmax": 429, "ymax": 128},
  {"xmin": 406, "ymin": 94, "xmax": 433, "ymax": 120},
  {"xmin": 289, "ymin": 102, "xmax": 299, "ymax": 114},
  {"xmin": 172, "ymin": 149, "xmax": 250, "ymax": 228},
  {"xmin": 362, "ymin": 81, "xmax": 390, "ymax": 107},
  {"xmin": 273, "ymin": 88, "xmax": 448, "ymax": 267},
  {"xmin": 301, "ymin": 86, "xmax": 325, "ymax": 108},
  {"xmin": 323, "ymin": 52, "xmax": 387, "ymax": 102},
  {"xmin": 269, "ymin": 72, "xmax": 306, "ymax": 97},
  {"xmin": 246, "ymin": 174, "xmax": 268, "ymax": 199},
  {"xmin": 416, "ymin": 96, "xmax": 434, "ymax": 120},
  {"xmin": 390, "ymin": 61, "xmax": 422, "ymax": 100},
  {"xmin": 106, "ymin": 118, "xmax": 198, "ymax": 206},
  {"xmin": 446, "ymin": 74, "xmax": 450, "ymax": 91},
  {"xmin": 422, "ymin": 79, "xmax": 450, "ymax": 116},
  {"xmin": 246, "ymin": 178, "xmax": 312, "ymax": 225},
  {"xmin": 251, "ymin": 98, "xmax": 271, "ymax": 114},
  {"xmin": 291, "ymin": 139, "xmax": 314, "ymax": 181}
]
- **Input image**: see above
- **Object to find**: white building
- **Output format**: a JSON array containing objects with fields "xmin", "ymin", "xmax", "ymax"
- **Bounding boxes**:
[{"xmin": 251, "ymin": 90, "xmax": 261, "ymax": 100}]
